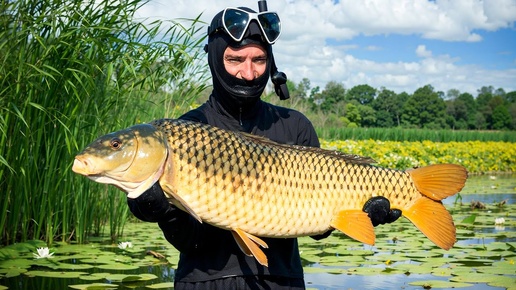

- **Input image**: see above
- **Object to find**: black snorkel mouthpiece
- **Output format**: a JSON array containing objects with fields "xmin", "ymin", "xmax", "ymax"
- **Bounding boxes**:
[
  {"xmin": 258, "ymin": 0, "xmax": 268, "ymax": 12},
  {"xmin": 257, "ymin": 0, "xmax": 290, "ymax": 100}
]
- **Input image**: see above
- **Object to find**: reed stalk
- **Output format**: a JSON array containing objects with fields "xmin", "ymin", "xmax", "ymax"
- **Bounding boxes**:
[{"xmin": 0, "ymin": 0, "xmax": 208, "ymax": 245}]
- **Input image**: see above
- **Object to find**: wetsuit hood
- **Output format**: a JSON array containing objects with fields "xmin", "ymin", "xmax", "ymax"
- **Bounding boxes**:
[{"xmin": 206, "ymin": 8, "xmax": 272, "ymax": 116}]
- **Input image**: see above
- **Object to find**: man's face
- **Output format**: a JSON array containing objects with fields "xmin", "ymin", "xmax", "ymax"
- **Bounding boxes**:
[{"xmin": 223, "ymin": 44, "xmax": 267, "ymax": 81}]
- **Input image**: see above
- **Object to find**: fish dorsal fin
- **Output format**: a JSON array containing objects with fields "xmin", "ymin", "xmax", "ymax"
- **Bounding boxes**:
[
  {"xmin": 240, "ymin": 132, "xmax": 376, "ymax": 165},
  {"xmin": 403, "ymin": 196, "xmax": 456, "ymax": 250},
  {"xmin": 330, "ymin": 210, "xmax": 375, "ymax": 246},
  {"xmin": 231, "ymin": 228, "xmax": 269, "ymax": 267},
  {"xmin": 409, "ymin": 164, "xmax": 468, "ymax": 201}
]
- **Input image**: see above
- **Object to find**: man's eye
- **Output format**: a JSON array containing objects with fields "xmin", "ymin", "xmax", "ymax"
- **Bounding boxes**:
[{"xmin": 226, "ymin": 57, "xmax": 242, "ymax": 63}]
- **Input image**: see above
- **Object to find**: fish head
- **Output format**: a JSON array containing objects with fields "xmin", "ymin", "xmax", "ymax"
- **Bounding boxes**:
[{"xmin": 72, "ymin": 123, "xmax": 168, "ymax": 197}]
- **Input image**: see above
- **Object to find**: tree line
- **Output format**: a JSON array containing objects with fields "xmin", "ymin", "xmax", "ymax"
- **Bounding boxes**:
[{"xmin": 267, "ymin": 79, "xmax": 516, "ymax": 130}]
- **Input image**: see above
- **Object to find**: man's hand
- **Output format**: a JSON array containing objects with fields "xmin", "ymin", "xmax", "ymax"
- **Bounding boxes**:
[
  {"xmin": 127, "ymin": 182, "xmax": 174, "ymax": 222},
  {"xmin": 363, "ymin": 196, "xmax": 402, "ymax": 227}
]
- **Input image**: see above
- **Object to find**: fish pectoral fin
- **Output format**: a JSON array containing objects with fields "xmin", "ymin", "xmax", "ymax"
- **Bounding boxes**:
[
  {"xmin": 231, "ymin": 228, "xmax": 269, "ymax": 267},
  {"xmin": 160, "ymin": 183, "xmax": 202, "ymax": 224},
  {"xmin": 409, "ymin": 164, "xmax": 468, "ymax": 201},
  {"xmin": 403, "ymin": 196, "xmax": 456, "ymax": 250},
  {"xmin": 330, "ymin": 210, "xmax": 375, "ymax": 246}
]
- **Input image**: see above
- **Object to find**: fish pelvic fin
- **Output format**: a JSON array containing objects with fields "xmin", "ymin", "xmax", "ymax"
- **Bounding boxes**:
[
  {"xmin": 403, "ymin": 196, "xmax": 456, "ymax": 250},
  {"xmin": 160, "ymin": 184, "xmax": 202, "ymax": 224},
  {"xmin": 408, "ymin": 164, "xmax": 468, "ymax": 201},
  {"xmin": 330, "ymin": 210, "xmax": 375, "ymax": 246},
  {"xmin": 231, "ymin": 229, "xmax": 269, "ymax": 267}
]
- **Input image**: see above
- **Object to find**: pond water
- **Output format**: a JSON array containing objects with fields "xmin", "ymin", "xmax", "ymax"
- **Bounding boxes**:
[{"xmin": 1, "ymin": 174, "xmax": 515, "ymax": 290}]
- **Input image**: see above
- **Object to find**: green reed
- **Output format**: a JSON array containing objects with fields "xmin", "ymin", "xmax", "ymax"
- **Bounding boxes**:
[
  {"xmin": 0, "ymin": 0, "xmax": 208, "ymax": 245},
  {"xmin": 316, "ymin": 127, "xmax": 516, "ymax": 142}
]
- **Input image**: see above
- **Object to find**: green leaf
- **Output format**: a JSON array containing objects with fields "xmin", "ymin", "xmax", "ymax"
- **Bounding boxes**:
[{"xmin": 460, "ymin": 214, "xmax": 477, "ymax": 224}]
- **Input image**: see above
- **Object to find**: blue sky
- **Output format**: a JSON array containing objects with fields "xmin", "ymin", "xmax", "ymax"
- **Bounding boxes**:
[
  {"xmin": 137, "ymin": 0, "xmax": 516, "ymax": 96},
  {"xmin": 335, "ymin": 28, "xmax": 516, "ymax": 70}
]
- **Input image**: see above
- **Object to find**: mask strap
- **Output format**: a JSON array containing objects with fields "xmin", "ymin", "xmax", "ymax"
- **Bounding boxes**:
[{"xmin": 270, "ymin": 51, "xmax": 290, "ymax": 100}]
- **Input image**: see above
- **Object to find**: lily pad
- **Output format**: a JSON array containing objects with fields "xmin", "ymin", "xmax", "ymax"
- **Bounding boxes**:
[
  {"xmin": 68, "ymin": 283, "xmax": 118, "ymax": 289},
  {"xmin": 96, "ymin": 263, "xmax": 140, "ymax": 270},
  {"xmin": 24, "ymin": 270, "xmax": 89, "ymax": 278},
  {"xmin": 104, "ymin": 273, "xmax": 157, "ymax": 282},
  {"xmin": 0, "ymin": 267, "xmax": 28, "ymax": 278},
  {"xmin": 145, "ymin": 282, "xmax": 175, "ymax": 289},
  {"xmin": 346, "ymin": 266, "xmax": 389, "ymax": 275},
  {"xmin": 409, "ymin": 280, "xmax": 473, "ymax": 288},
  {"xmin": 80, "ymin": 272, "xmax": 112, "ymax": 281}
]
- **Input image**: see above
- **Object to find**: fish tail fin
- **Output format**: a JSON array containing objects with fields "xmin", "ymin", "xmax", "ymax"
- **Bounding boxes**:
[
  {"xmin": 409, "ymin": 164, "xmax": 468, "ymax": 201},
  {"xmin": 403, "ymin": 164, "xmax": 467, "ymax": 250},
  {"xmin": 403, "ymin": 196, "xmax": 456, "ymax": 249}
]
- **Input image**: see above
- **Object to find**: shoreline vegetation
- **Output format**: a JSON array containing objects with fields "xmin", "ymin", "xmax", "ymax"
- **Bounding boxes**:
[
  {"xmin": 320, "ymin": 139, "xmax": 516, "ymax": 174},
  {"xmin": 1, "ymin": 0, "xmax": 515, "ymax": 246}
]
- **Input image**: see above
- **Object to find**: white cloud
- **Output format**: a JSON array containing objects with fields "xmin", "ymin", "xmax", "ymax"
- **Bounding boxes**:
[
  {"xmin": 135, "ymin": 0, "xmax": 516, "ymax": 95},
  {"xmin": 416, "ymin": 45, "xmax": 433, "ymax": 58}
]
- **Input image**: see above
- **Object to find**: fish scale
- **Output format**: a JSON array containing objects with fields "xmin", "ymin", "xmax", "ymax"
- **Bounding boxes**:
[
  {"xmin": 72, "ymin": 118, "xmax": 468, "ymax": 267},
  {"xmin": 155, "ymin": 119, "xmax": 422, "ymax": 237}
]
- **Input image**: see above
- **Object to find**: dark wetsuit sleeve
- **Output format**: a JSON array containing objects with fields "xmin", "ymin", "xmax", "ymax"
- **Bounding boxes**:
[{"xmin": 126, "ymin": 182, "xmax": 209, "ymax": 253}]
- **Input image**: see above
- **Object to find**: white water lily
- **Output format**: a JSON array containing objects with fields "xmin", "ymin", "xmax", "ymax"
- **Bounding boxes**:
[
  {"xmin": 118, "ymin": 241, "xmax": 133, "ymax": 249},
  {"xmin": 495, "ymin": 217, "xmax": 505, "ymax": 225},
  {"xmin": 33, "ymin": 247, "xmax": 54, "ymax": 259}
]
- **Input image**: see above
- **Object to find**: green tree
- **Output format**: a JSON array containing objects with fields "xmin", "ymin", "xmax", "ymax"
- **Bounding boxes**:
[
  {"xmin": 357, "ymin": 103, "xmax": 376, "ymax": 127},
  {"xmin": 345, "ymin": 102, "xmax": 361, "ymax": 126},
  {"xmin": 509, "ymin": 103, "xmax": 516, "ymax": 129},
  {"xmin": 347, "ymin": 84, "xmax": 376, "ymax": 105},
  {"xmin": 476, "ymin": 86, "xmax": 494, "ymax": 128},
  {"xmin": 446, "ymin": 99, "xmax": 468, "ymax": 129},
  {"xmin": 456, "ymin": 92, "xmax": 478, "ymax": 129},
  {"xmin": 506, "ymin": 91, "xmax": 516, "ymax": 103},
  {"xmin": 372, "ymin": 88, "xmax": 407, "ymax": 127},
  {"xmin": 445, "ymin": 88, "xmax": 461, "ymax": 101},
  {"xmin": 491, "ymin": 105, "xmax": 512, "ymax": 129},
  {"xmin": 401, "ymin": 85, "xmax": 446, "ymax": 128},
  {"xmin": 297, "ymin": 78, "xmax": 311, "ymax": 99},
  {"xmin": 318, "ymin": 81, "xmax": 346, "ymax": 112}
]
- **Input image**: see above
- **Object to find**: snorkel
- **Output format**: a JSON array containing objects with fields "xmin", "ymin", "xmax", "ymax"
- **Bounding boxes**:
[{"xmin": 258, "ymin": 0, "xmax": 290, "ymax": 100}]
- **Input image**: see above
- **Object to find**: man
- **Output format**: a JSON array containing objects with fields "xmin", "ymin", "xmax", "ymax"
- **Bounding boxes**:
[{"xmin": 127, "ymin": 5, "xmax": 400, "ymax": 290}]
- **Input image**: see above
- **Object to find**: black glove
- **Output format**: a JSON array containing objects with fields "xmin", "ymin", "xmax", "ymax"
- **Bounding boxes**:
[
  {"xmin": 310, "ymin": 229, "xmax": 333, "ymax": 240},
  {"xmin": 363, "ymin": 196, "xmax": 402, "ymax": 227},
  {"xmin": 127, "ymin": 182, "xmax": 175, "ymax": 222}
]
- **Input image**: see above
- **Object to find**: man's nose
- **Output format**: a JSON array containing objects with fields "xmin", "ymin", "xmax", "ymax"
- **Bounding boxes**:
[{"xmin": 240, "ymin": 61, "xmax": 257, "ymax": 80}]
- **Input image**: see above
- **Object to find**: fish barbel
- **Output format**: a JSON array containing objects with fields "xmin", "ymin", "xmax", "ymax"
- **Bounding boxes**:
[{"xmin": 72, "ymin": 119, "xmax": 468, "ymax": 266}]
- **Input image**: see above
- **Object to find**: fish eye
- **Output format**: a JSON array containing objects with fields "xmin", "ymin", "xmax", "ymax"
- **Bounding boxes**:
[{"xmin": 110, "ymin": 138, "xmax": 122, "ymax": 150}]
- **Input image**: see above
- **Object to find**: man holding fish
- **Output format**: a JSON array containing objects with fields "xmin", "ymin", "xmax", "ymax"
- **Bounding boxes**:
[
  {"xmin": 73, "ymin": 1, "xmax": 466, "ymax": 289},
  {"xmin": 127, "ymin": 2, "xmax": 402, "ymax": 289}
]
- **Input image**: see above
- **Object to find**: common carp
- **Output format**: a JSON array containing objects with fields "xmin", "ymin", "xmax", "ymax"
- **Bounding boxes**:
[{"xmin": 72, "ymin": 119, "xmax": 468, "ymax": 266}]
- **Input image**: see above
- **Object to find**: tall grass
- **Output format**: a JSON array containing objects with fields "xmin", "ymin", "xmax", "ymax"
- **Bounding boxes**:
[
  {"xmin": 316, "ymin": 127, "xmax": 516, "ymax": 142},
  {"xmin": 0, "ymin": 0, "xmax": 208, "ymax": 245}
]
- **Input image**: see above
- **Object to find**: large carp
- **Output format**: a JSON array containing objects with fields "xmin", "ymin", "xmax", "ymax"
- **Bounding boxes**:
[{"xmin": 72, "ymin": 119, "xmax": 467, "ymax": 266}]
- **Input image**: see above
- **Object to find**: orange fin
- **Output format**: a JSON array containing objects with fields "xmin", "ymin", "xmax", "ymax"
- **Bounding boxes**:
[
  {"xmin": 231, "ymin": 228, "xmax": 269, "ymax": 267},
  {"xmin": 409, "ymin": 164, "xmax": 468, "ymax": 201},
  {"xmin": 160, "ymin": 183, "xmax": 202, "ymax": 223},
  {"xmin": 403, "ymin": 196, "xmax": 456, "ymax": 250},
  {"xmin": 330, "ymin": 210, "xmax": 375, "ymax": 246}
]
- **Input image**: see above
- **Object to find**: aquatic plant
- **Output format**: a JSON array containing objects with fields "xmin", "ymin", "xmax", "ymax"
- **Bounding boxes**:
[{"xmin": 33, "ymin": 247, "xmax": 54, "ymax": 259}]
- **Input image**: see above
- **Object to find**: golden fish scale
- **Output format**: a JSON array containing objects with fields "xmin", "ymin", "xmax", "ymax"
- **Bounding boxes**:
[{"xmin": 154, "ymin": 119, "xmax": 420, "ymax": 238}]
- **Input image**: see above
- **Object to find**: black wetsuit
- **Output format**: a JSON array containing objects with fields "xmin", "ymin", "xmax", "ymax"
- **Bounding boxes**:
[{"xmin": 127, "ymin": 94, "xmax": 320, "ymax": 289}]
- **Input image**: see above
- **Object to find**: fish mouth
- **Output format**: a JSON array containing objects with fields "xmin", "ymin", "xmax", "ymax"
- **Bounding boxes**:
[{"xmin": 72, "ymin": 157, "xmax": 95, "ymax": 176}]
